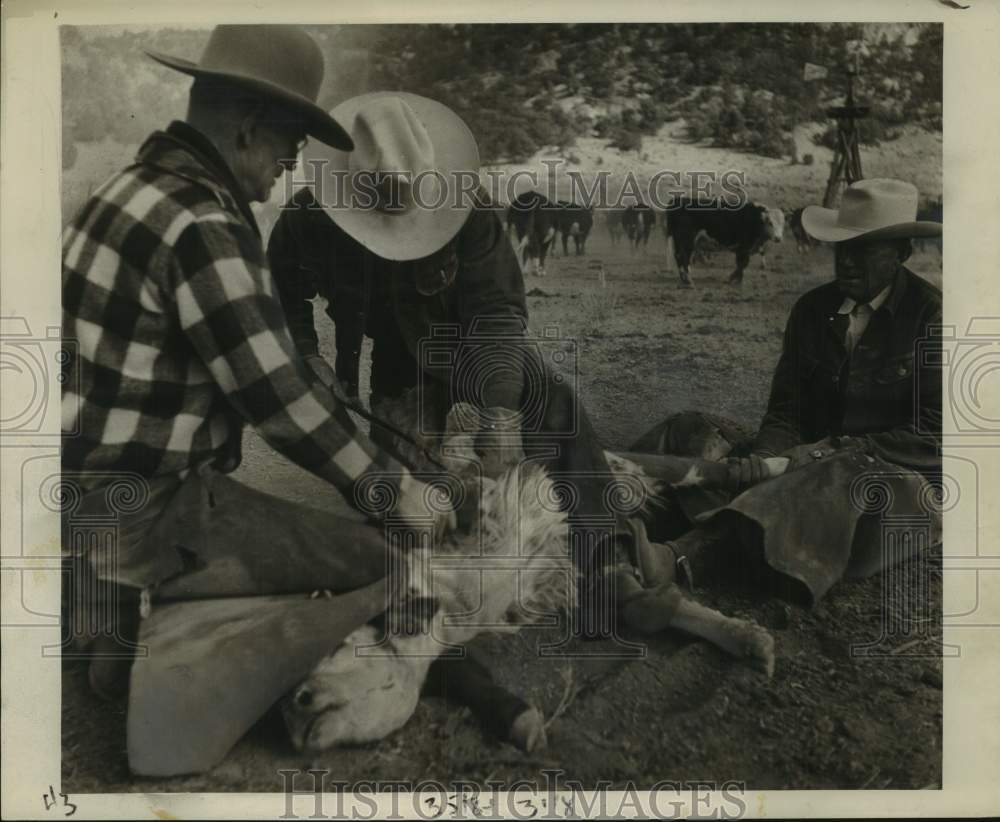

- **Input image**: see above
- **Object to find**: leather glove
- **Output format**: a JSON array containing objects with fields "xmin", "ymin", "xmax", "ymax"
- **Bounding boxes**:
[{"xmin": 474, "ymin": 407, "xmax": 525, "ymax": 480}]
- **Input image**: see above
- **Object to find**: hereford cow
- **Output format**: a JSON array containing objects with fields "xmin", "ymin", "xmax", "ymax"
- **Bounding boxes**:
[
  {"xmin": 665, "ymin": 198, "xmax": 784, "ymax": 286},
  {"xmin": 555, "ymin": 202, "xmax": 594, "ymax": 256},
  {"xmin": 506, "ymin": 191, "xmax": 559, "ymax": 276},
  {"xmin": 622, "ymin": 203, "xmax": 656, "ymax": 252},
  {"xmin": 757, "ymin": 206, "xmax": 785, "ymax": 269}
]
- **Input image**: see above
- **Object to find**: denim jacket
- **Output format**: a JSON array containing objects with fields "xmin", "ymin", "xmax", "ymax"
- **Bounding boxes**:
[{"xmin": 753, "ymin": 267, "xmax": 942, "ymax": 477}]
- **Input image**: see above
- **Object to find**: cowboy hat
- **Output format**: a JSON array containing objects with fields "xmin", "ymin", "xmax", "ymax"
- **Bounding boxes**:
[
  {"xmin": 300, "ymin": 92, "xmax": 480, "ymax": 261},
  {"xmin": 146, "ymin": 25, "xmax": 353, "ymax": 151},
  {"xmin": 802, "ymin": 178, "xmax": 942, "ymax": 243}
]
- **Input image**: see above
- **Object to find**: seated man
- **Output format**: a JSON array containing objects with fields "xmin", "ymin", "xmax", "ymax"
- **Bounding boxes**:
[
  {"xmin": 62, "ymin": 26, "xmax": 452, "ymax": 711},
  {"xmin": 644, "ymin": 179, "xmax": 943, "ymax": 604}
]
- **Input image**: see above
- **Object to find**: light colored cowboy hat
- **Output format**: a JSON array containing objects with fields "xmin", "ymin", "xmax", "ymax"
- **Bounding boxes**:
[
  {"xmin": 146, "ymin": 24, "xmax": 353, "ymax": 150},
  {"xmin": 300, "ymin": 92, "xmax": 480, "ymax": 261},
  {"xmin": 802, "ymin": 178, "xmax": 942, "ymax": 242}
]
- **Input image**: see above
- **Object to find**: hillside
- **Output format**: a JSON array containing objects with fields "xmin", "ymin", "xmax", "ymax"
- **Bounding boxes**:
[{"xmin": 60, "ymin": 23, "xmax": 943, "ymax": 226}]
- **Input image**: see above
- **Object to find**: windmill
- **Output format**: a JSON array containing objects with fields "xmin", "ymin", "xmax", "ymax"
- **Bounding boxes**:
[{"xmin": 805, "ymin": 39, "xmax": 871, "ymax": 207}]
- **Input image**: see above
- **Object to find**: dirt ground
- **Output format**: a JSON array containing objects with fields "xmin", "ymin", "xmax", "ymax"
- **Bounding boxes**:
[{"xmin": 62, "ymin": 228, "xmax": 944, "ymax": 793}]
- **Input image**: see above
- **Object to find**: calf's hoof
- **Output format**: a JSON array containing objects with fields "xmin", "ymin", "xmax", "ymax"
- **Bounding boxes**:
[
  {"xmin": 509, "ymin": 706, "xmax": 547, "ymax": 753},
  {"xmin": 725, "ymin": 619, "xmax": 775, "ymax": 679}
]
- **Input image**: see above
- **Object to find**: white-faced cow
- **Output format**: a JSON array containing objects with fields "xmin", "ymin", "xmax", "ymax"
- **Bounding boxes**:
[
  {"xmin": 665, "ymin": 198, "xmax": 784, "ymax": 286},
  {"xmin": 622, "ymin": 203, "xmax": 656, "ymax": 252},
  {"xmin": 506, "ymin": 191, "xmax": 559, "ymax": 276}
]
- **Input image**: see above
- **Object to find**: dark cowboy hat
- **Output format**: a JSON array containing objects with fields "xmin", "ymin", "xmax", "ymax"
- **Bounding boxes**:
[{"xmin": 146, "ymin": 24, "xmax": 353, "ymax": 150}]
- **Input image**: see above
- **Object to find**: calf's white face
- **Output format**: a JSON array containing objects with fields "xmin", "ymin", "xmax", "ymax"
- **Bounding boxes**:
[
  {"xmin": 281, "ymin": 624, "xmax": 436, "ymax": 752},
  {"xmin": 760, "ymin": 206, "xmax": 785, "ymax": 242}
]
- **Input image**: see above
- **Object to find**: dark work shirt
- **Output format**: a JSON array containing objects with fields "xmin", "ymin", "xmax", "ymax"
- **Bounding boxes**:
[
  {"xmin": 753, "ymin": 266, "xmax": 942, "ymax": 477},
  {"xmin": 266, "ymin": 188, "xmax": 531, "ymax": 409}
]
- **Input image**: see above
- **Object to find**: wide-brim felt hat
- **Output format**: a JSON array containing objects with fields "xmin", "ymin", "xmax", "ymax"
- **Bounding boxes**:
[
  {"xmin": 146, "ymin": 24, "xmax": 353, "ymax": 150},
  {"xmin": 300, "ymin": 91, "xmax": 480, "ymax": 261},
  {"xmin": 802, "ymin": 178, "xmax": 942, "ymax": 242}
]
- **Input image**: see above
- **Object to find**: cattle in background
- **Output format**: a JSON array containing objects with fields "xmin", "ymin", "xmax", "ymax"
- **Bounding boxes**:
[
  {"xmin": 622, "ymin": 203, "xmax": 656, "ymax": 252},
  {"xmin": 914, "ymin": 199, "xmax": 943, "ymax": 253},
  {"xmin": 506, "ymin": 191, "xmax": 559, "ymax": 276},
  {"xmin": 665, "ymin": 199, "xmax": 784, "ymax": 286},
  {"xmin": 757, "ymin": 206, "xmax": 785, "ymax": 269},
  {"xmin": 606, "ymin": 208, "xmax": 625, "ymax": 246},
  {"xmin": 788, "ymin": 207, "xmax": 814, "ymax": 254},
  {"xmin": 555, "ymin": 202, "xmax": 594, "ymax": 256}
]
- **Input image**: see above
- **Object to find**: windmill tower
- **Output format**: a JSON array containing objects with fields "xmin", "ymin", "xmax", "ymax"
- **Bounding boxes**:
[{"xmin": 821, "ymin": 41, "xmax": 870, "ymax": 207}]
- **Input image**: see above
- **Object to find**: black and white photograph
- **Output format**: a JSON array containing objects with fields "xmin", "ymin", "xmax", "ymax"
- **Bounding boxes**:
[{"xmin": 1, "ymin": 2, "xmax": 998, "ymax": 819}]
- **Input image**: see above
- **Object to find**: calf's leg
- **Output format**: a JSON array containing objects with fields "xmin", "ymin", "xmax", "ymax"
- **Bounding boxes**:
[
  {"xmin": 669, "ymin": 597, "xmax": 775, "ymax": 678},
  {"xmin": 424, "ymin": 654, "xmax": 546, "ymax": 752}
]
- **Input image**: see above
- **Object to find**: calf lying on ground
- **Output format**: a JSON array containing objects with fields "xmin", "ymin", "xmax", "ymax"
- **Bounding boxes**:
[{"xmin": 282, "ymin": 400, "xmax": 783, "ymax": 751}]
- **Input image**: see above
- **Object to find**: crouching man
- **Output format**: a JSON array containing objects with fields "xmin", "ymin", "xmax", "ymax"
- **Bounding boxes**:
[{"xmin": 268, "ymin": 92, "xmax": 770, "ymax": 646}]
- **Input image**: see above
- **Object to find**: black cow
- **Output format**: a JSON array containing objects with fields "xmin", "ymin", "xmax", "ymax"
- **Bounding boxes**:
[
  {"xmin": 788, "ymin": 207, "xmax": 813, "ymax": 254},
  {"xmin": 555, "ymin": 202, "xmax": 594, "ymax": 256},
  {"xmin": 605, "ymin": 208, "xmax": 625, "ymax": 246},
  {"xmin": 622, "ymin": 203, "xmax": 655, "ymax": 252},
  {"xmin": 506, "ymin": 191, "xmax": 559, "ymax": 276},
  {"xmin": 665, "ymin": 199, "xmax": 784, "ymax": 286}
]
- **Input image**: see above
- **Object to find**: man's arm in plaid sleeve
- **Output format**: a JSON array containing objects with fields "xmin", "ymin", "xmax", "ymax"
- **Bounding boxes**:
[{"xmin": 170, "ymin": 215, "xmax": 412, "ymax": 509}]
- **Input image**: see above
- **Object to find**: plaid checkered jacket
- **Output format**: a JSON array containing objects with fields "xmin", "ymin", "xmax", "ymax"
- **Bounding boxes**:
[{"xmin": 61, "ymin": 122, "xmax": 410, "ymax": 506}]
